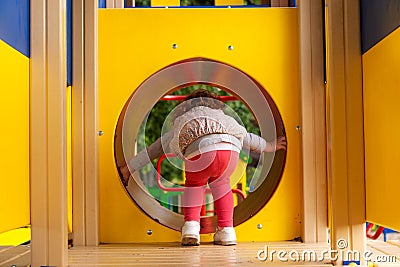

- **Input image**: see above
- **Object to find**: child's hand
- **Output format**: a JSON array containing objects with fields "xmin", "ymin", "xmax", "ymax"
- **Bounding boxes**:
[
  {"xmin": 119, "ymin": 164, "xmax": 134, "ymax": 186},
  {"xmin": 265, "ymin": 136, "xmax": 287, "ymax": 152}
]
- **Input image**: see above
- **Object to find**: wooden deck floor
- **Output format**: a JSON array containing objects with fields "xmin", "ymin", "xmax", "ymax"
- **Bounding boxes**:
[
  {"xmin": 1, "ymin": 240, "xmax": 400, "ymax": 266},
  {"xmin": 0, "ymin": 245, "xmax": 30, "ymax": 267},
  {"xmin": 68, "ymin": 242, "xmax": 333, "ymax": 266}
]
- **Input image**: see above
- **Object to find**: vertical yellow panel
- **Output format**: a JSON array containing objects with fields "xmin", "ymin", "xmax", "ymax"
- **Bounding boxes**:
[
  {"xmin": 364, "ymin": 27, "xmax": 400, "ymax": 232},
  {"xmin": 98, "ymin": 8, "xmax": 301, "ymax": 243},
  {"xmin": 0, "ymin": 40, "xmax": 30, "ymax": 234}
]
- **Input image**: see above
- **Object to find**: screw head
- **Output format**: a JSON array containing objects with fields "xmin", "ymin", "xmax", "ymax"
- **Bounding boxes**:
[
  {"xmin": 172, "ymin": 43, "xmax": 178, "ymax": 49},
  {"xmin": 228, "ymin": 45, "xmax": 234, "ymax": 50},
  {"xmin": 295, "ymin": 125, "xmax": 301, "ymax": 131},
  {"xmin": 147, "ymin": 229, "xmax": 153, "ymax": 235},
  {"xmin": 98, "ymin": 130, "xmax": 104, "ymax": 136},
  {"xmin": 257, "ymin": 223, "xmax": 263, "ymax": 229}
]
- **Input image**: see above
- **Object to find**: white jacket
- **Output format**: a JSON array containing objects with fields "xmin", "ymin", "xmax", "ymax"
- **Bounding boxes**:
[{"xmin": 129, "ymin": 106, "xmax": 267, "ymax": 170}]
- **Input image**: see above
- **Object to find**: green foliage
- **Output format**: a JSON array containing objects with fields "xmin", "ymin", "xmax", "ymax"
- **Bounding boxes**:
[{"xmin": 180, "ymin": 0, "xmax": 214, "ymax": 6}]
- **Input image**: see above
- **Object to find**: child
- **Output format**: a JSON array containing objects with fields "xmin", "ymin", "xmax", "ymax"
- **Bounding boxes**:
[{"xmin": 119, "ymin": 89, "xmax": 286, "ymax": 246}]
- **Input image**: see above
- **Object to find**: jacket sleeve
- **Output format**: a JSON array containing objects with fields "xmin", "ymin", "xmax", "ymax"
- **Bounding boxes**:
[
  {"xmin": 128, "ymin": 130, "xmax": 173, "ymax": 170},
  {"xmin": 242, "ymin": 133, "xmax": 267, "ymax": 153}
]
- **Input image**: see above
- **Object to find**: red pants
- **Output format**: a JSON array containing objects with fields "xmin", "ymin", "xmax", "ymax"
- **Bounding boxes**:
[{"xmin": 183, "ymin": 150, "xmax": 239, "ymax": 227}]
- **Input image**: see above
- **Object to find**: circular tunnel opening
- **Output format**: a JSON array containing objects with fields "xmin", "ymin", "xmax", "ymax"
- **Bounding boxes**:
[{"xmin": 114, "ymin": 58, "xmax": 286, "ymax": 234}]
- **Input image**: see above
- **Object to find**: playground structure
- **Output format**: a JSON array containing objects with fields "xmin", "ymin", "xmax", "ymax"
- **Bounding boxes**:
[
  {"xmin": 1, "ymin": 0, "xmax": 400, "ymax": 266},
  {"xmin": 108, "ymin": 50, "xmax": 300, "ymax": 242}
]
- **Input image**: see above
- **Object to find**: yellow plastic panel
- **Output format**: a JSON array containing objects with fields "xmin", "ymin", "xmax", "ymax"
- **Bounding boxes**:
[
  {"xmin": 215, "ymin": 0, "xmax": 244, "ymax": 6},
  {"xmin": 151, "ymin": 0, "xmax": 180, "ymax": 7},
  {"xmin": 0, "ymin": 226, "xmax": 30, "ymax": 246},
  {"xmin": 0, "ymin": 40, "xmax": 30, "ymax": 234},
  {"xmin": 98, "ymin": 7, "xmax": 301, "ymax": 243},
  {"xmin": 364, "ymin": 27, "xmax": 400, "ymax": 231}
]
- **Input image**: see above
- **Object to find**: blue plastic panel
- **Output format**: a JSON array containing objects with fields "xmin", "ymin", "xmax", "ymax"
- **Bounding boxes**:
[
  {"xmin": 0, "ymin": 0, "xmax": 30, "ymax": 57},
  {"xmin": 361, "ymin": 0, "xmax": 400, "ymax": 53}
]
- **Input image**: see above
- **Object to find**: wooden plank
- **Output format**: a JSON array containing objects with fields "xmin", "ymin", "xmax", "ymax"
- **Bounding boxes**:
[
  {"xmin": 30, "ymin": 0, "xmax": 49, "ymax": 265},
  {"xmin": 326, "ymin": 0, "xmax": 365, "ymax": 263},
  {"xmin": 327, "ymin": 0, "xmax": 351, "ymax": 256},
  {"xmin": 342, "ymin": 0, "xmax": 366, "ymax": 254},
  {"xmin": 0, "ymin": 246, "xmax": 30, "ymax": 267},
  {"xmin": 30, "ymin": 0, "xmax": 68, "ymax": 265},
  {"xmin": 106, "ymin": 0, "xmax": 114, "ymax": 7},
  {"xmin": 114, "ymin": 0, "xmax": 124, "ymax": 7},
  {"xmin": 298, "ymin": 0, "xmax": 327, "ymax": 243},
  {"xmin": 367, "ymin": 240, "xmax": 400, "ymax": 264},
  {"xmin": 387, "ymin": 240, "xmax": 400, "ymax": 248},
  {"xmin": 311, "ymin": 0, "xmax": 328, "ymax": 244},
  {"xmin": 0, "ymin": 246, "xmax": 30, "ymax": 262},
  {"xmin": 0, "ymin": 247, "xmax": 13, "ymax": 253},
  {"xmin": 46, "ymin": 0, "xmax": 69, "ymax": 265},
  {"xmin": 84, "ymin": 0, "xmax": 100, "ymax": 246},
  {"xmin": 72, "ymin": 0, "xmax": 86, "ymax": 247},
  {"xmin": 68, "ymin": 243, "xmax": 333, "ymax": 266}
]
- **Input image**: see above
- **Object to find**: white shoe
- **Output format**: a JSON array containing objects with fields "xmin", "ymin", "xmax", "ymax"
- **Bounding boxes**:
[
  {"xmin": 214, "ymin": 227, "xmax": 237, "ymax": 246},
  {"xmin": 181, "ymin": 221, "xmax": 200, "ymax": 246}
]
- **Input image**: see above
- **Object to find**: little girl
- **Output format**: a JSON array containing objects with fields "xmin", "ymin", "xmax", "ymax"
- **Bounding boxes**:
[{"xmin": 120, "ymin": 89, "xmax": 286, "ymax": 246}]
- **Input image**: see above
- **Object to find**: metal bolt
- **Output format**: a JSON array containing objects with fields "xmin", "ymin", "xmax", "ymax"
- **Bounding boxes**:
[
  {"xmin": 257, "ymin": 224, "xmax": 263, "ymax": 229},
  {"xmin": 228, "ymin": 45, "xmax": 234, "ymax": 51},
  {"xmin": 295, "ymin": 125, "xmax": 301, "ymax": 131},
  {"xmin": 147, "ymin": 229, "xmax": 153, "ymax": 235},
  {"xmin": 172, "ymin": 43, "xmax": 178, "ymax": 49},
  {"xmin": 98, "ymin": 130, "xmax": 104, "ymax": 136}
]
